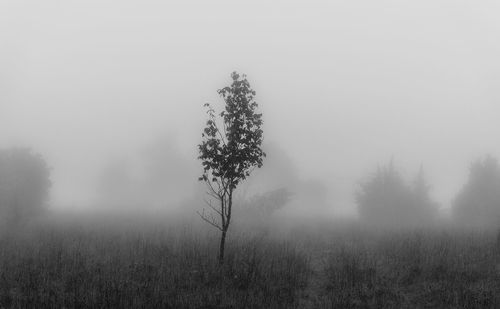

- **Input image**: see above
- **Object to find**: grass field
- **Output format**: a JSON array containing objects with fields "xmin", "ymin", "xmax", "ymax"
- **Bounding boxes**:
[{"xmin": 0, "ymin": 214, "xmax": 499, "ymax": 308}]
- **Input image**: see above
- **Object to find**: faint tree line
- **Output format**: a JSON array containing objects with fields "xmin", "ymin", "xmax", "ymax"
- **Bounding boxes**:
[
  {"xmin": 356, "ymin": 160, "xmax": 438, "ymax": 228},
  {"xmin": 452, "ymin": 155, "xmax": 500, "ymax": 228},
  {"xmin": 356, "ymin": 155, "xmax": 500, "ymax": 229}
]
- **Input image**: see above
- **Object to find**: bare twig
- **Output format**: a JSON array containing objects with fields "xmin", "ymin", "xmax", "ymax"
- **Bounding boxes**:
[
  {"xmin": 197, "ymin": 209, "xmax": 223, "ymax": 231},
  {"xmin": 204, "ymin": 198, "xmax": 223, "ymax": 216}
]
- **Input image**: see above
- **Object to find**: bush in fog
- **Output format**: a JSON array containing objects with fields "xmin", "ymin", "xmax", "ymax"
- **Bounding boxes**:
[
  {"xmin": 0, "ymin": 148, "xmax": 51, "ymax": 225},
  {"xmin": 239, "ymin": 187, "xmax": 292, "ymax": 219},
  {"xmin": 452, "ymin": 155, "xmax": 500, "ymax": 228},
  {"xmin": 356, "ymin": 161, "xmax": 438, "ymax": 227}
]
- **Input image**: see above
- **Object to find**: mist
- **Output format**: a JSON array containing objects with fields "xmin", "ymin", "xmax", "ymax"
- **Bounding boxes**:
[
  {"xmin": 2, "ymin": 1, "xmax": 500, "ymax": 220},
  {"xmin": 3, "ymin": 1, "xmax": 500, "ymax": 307}
]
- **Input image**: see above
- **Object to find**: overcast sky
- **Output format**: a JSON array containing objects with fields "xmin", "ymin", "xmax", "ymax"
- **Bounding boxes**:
[{"xmin": 1, "ymin": 0, "xmax": 500, "ymax": 214}]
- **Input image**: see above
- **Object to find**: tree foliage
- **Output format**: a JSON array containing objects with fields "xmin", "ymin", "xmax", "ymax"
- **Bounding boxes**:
[
  {"xmin": 199, "ymin": 72, "xmax": 265, "ymax": 188},
  {"xmin": 197, "ymin": 72, "xmax": 265, "ymax": 264},
  {"xmin": 452, "ymin": 155, "xmax": 500, "ymax": 228},
  {"xmin": 356, "ymin": 161, "xmax": 438, "ymax": 227},
  {"xmin": 0, "ymin": 148, "xmax": 51, "ymax": 225}
]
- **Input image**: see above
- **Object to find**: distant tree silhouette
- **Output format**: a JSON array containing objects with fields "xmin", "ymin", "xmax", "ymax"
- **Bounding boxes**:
[
  {"xmin": 244, "ymin": 142, "xmax": 299, "ymax": 193},
  {"xmin": 235, "ymin": 143, "xmax": 297, "ymax": 221},
  {"xmin": 0, "ymin": 148, "xmax": 51, "ymax": 225},
  {"xmin": 452, "ymin": 155, "xmax": 500, "ymax": 228},
  {"xmin": 141, "ymin": 135, "xmax": 196, "ymax": 207},
  {"xmin": 97, "ymin": 135, "xmax": 197, "ymax": 209},
  {"xmin": 240, "ymin": 187, "xmax": 292, "ymax": 218},
  {"xmin": 198, "ymin": 72, "xmax": 265, "ymax": 265},
  {"xmin": 411, "ymin": 165, "xmax": 439, "ymax": 221},
  {"xmin": 356, "ymin": 161, "xmax": 437, "ymax": 227}
]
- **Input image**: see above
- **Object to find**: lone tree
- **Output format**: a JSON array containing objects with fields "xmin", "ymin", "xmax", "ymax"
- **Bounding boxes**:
[{"xmin": 198, "ymin": 72, "xmax": 265, "ymax": 264}]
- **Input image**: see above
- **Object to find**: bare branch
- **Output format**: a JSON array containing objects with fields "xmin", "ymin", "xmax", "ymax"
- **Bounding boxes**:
[
  {"xmin": 204, "ymin": 198, "xmax": 223, "ymax": 216},
  {"xmin": 205, "ymin": 178, "xmax": 222, "ymax": 198},
  {"xmin": 197, "ymin": 210, "xmax": 223, "ymax": 231},
  {"xmin": 205, "ymin": 190, "xmax": 219, "ymax": 200}
]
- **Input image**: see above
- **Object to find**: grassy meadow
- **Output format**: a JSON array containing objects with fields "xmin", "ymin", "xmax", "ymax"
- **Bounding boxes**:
[{"xmin": 0, "ymin": 213, "xmax": 499, "ymax": 308}]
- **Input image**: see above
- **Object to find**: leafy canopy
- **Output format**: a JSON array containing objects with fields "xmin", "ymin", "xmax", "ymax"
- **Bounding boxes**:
[{"xmin": 198, "ymin": 72, "xmax": 265, "ymax": 191}]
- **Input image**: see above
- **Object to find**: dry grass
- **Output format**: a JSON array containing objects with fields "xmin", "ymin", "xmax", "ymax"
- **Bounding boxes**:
[
  {"xmin": 301, "ymin": 226, "xmax": 500, "ymax": 308},
  {"xmin": 0, "ymin": 218, "xmax": 499, "ymax": 308},
  {"xmin": 0, "ymin": 220, "xmax": 309, "ymax": 309}
]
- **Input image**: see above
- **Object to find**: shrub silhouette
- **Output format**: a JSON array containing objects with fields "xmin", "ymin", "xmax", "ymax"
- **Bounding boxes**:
[
  {"xmin": 356, "ymin": 161, "xmax": 437, "ymax": 228},
  {"xmin": 239, "ymin": 187, "xmax": 292, "ymax": 219},
  {"xmin": 452, "ymin": 155, "xmax": 500, "ymax": 228}
]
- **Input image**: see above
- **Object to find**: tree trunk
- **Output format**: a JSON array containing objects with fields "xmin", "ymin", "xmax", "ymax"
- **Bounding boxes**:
[
  {"xmin": 218, "ymin": 229, "xmax": 227, "ymax": 265},
  {"xmin": 218, "ymin": 188, "xmax": 233, "ymax": 265}
]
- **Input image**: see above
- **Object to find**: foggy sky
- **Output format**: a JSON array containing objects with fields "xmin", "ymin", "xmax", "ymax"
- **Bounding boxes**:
[{"xmin": 1, "ymin": 0, "xmax": 500, "ymax": 215}]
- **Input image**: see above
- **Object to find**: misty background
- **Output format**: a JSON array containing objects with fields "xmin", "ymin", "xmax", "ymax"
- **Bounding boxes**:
[{"xmin": 2, "ymin": 0, "xmax": 500, "ymax": 218}]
